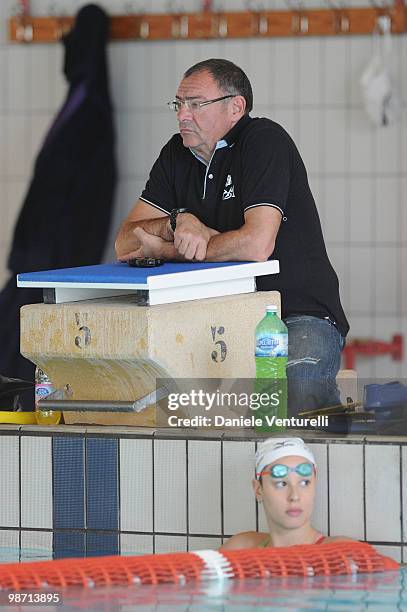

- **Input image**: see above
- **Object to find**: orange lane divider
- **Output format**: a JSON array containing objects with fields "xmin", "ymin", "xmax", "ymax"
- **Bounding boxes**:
[
  {"xmin": 220, "ymin": 542, "xmax": 398, "ymax": 578},
  {"xmin": 0, "ymin": 542, "xmax": 398, "ymax": 591}
]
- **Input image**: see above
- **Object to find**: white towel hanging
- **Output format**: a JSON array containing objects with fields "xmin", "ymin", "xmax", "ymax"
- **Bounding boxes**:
[{"xmin": 360, "ymin": 15, "xmax": 400, "ymax": 127}]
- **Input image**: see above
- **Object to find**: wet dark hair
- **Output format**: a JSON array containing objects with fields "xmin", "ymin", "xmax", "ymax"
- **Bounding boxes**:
[{"xmin": 184, "ymin": 59, "xmax": 253, "ymax": 114}]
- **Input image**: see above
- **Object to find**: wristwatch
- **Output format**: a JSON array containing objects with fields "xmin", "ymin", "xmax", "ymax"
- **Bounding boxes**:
[{"xmin": 170, "ymin": 208, "xmax": 189, "ymax": 232}]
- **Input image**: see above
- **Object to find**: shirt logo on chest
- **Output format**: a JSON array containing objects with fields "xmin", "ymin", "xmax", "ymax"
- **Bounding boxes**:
[{"xmin": 222, "ymin": 174, "xmax": 235, "ymax": 200}]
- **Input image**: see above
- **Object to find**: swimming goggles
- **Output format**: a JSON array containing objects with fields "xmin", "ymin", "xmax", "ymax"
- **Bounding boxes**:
[{"xmin": 257, "ymin": 462, "xmax": 314, "ymax": 479}]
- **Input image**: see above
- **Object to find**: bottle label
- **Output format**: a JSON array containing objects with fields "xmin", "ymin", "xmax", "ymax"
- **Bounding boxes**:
[
  {"xmin": 35, "ymin": 383, "xmax": 54, "ymax": 403},
  {"xmin": 255, "ymin": 333, "xmax": 288, "ymax": 357}
]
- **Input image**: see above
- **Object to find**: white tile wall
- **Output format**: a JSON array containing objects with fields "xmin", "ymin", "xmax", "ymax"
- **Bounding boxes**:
[
  {"xmin": 322, "ymin": 178, "xmax": 347, "ymax": 244},
  {"xmin": 20, "ymin": 530, "xmax": 53, "ymax": 561},
  {"xmin": 0, "ymin": 532, "xmax": 19, "ymax": 562},
  {"xmin": 120, "ymin": 533, "xmax": 154, "ymax": 555},
  {"xmin": 401, "ymin": 37, "xmax": 407, "ymax": 101},
  {"xmin": 173, "ymin": 40, "xmax": 200, "ymax": 80},
  {"xmin": 151, "ymin": 42, "xmax": 177, "ymax": 104},
  {"xmin": 372, "ymin": 316, "xmax": 403, "ymax": 379},
  {"xmin": 5, "ymin": 46, "xmax": 28, "ymax": 113},
  {"xmin": 0, "ymin": 435, "xmax": 407, "ymax": 558},
  {"xmin": 373, "ymin": 545, "xmax": 402, "ymax": 564},
  {"xmin": 329, "ymin": 443, "xmax": 364, "ymax": 540},
  {"xmin": 375, "ymin": 124, "xmax": 401, "ymax": 175},
  {"xmin": 124, "ymin": 112, "xmax": 153, "ymax": 178},
  {"xmin": 345, "ymin": 315, "xmax": 373, "ymax": 340},
  {"xmin": 20, "ymin": 436, "xmax": 53, "ymax": 529},
  {"xmin": 28, "ymin": 47, "xmax": 52, "ymax": 111},
  {"xmin": 188, "ymin": 536, "xmax": 222, "ymax": 551},
  {"xmin": 298, "ymin": 109, "xmax": 322, "ymax": 174},
  {"xmin": 154, "ymin": 439, "xmax": 187, "ymax": 533},
  {"xmin": 155, "ymin": 535, "xmax": 187, "ymax": 553},
  {"xmin": 0, "ymin": 435, "xmax": 19, "ymax": 528},
  {"xmin": 298, "ymin": 40, "xmax": 322, "ymax": 106},
  {"xmin": 223, "ymin": 441, "xmax": 256, "ymax": 535},
  {"xmin": 349, "ymin": 37, "xmax": 374, "ymax": 105},
  {"xmin": 0, "ymin": 529, "xmax": 18, "ymax": 548},
  {"xmin": 120, "ymin": 438, "xmax": 153, "ymax": 532},
  {"xmin": 374, "ymin": 248, "xmax": 399, "ymax": 315},
  {"xmin": 150, "ymin": 113, "xmax": 176, "ymax": 164},
  {"xmin": 348, "ymin": 247, "xmax": 372, "ymax": 314},
  {"xmin": 349, "ymin": 110, "xmax": 374, "ymax": 174},
  {"xmin": 125, "ymin": 44, "xmax": 152, "ymax": 110},
  {"xmin": 49, "ymin": 46, "xmax": 66, "ymax": 111},
  {"xmin": 5, "ymin": 115, "xmax": 30, "ymax": 177},
  {"xmin": 323, "ymin": 110, "xmax": 347, "ymax": 175},
  {"xmin": 327, "ymin": 246, "xmax": 348, "ymax": 310},
  {"xmin": 246, "ymin": 39, "xmax": 272, "ymax": 108},
  {"xmin": 0, "ymin": 4, "xmax": 406, "ymax": 378},
  {"xmin": 0, "ymin": 112, "xmax": 6, "ymax": 175},
  {"xmin": 271, "ymin": 108, "xmax": 297, "ymax": 143},
  {"xmin": 308, "ymin": 443, "xmax": 328, "ymax": 535},
  {"xmin": 402, "ymin": 252, "xmax": 407, "ymax": 316},
  {"xmin": 365, "ymin": 444, "xmax": 401, "ymax": 543},
  {"xmin": 375, "ymin": 178, "xmax": 400, "ymax": 244},
  {"xmin": 402, "ymin": 446, "xmax": 407, "ymax": 547},
  {"xmin": 222, "ymin": 39, "xmax": 250, "ymax": 77},
  {"xmin": 272, "ymin": 39, "xmax": 297, "ymax": 106},
  {"xmin": 108, "ymin": 43, "xmax": 128, "ymax": 111},
  {"xmin": 349, "ymin": 179, "xmax": 373, "ymax": 244},
  {"xmin": 401, "ymin": 111, "xmax": 407, "ymax": 175},
  {"xmin": 5, "ymin": 180, "xmax": 26, "ymax": 243},
  {"xmin": 188, "ymin": 440, "xmax": 221, "ymax": 535},
  {"xmin": 0, "ymin": 2, "xmax": 13, "ymax": 45},
  {"xmin": 324, "ymin": 39, "xmax": 348, "ymax": 106}
]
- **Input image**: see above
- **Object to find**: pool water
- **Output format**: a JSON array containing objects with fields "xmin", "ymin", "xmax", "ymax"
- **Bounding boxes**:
[
  {"xmin": 0, "ymin": 570, "xmax": 403, "ymax": 611},
  {"xmin": 0, "ymin": 559, "xmax": 405, "ymax": 611}
]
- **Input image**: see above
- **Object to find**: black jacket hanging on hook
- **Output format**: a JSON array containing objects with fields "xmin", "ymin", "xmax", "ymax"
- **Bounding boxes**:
[
  {"xmin": 9, "ymin": 3, "xmax": 116, "ymax": 271},
  {"xmin": 0, "ymin": 4, "xmax": 117, "ymax": 406}
]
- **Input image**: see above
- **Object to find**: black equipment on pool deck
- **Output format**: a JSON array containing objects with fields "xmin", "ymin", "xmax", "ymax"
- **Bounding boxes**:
[{"xmin": 127, "ymin": 258, "xmax": 164, "ymax": 268}]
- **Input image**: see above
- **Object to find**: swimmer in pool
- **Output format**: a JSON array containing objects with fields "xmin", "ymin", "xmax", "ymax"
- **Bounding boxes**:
[{"xmin": 222, "ymin": 437, "xmax": 354, "ymax": 550}]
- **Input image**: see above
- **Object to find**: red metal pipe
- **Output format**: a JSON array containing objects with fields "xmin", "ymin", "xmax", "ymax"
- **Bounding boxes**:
[{"xmin": 342, "ymin": 334, "xmax": 403, "ymax": 370}]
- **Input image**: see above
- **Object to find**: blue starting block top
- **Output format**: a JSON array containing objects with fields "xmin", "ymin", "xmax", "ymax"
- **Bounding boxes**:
[{"xmin": 17, "ymin": 260, "xmax": 279, "ymax": 305}]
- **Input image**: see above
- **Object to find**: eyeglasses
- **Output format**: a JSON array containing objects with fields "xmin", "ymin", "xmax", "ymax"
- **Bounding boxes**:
[
  {"xmin": 167, "ymin": 95, "xmax": 236, "ymax": 113},
  {"xmin": 257, "ymin": 462, "xmax": 314, "ymax": 479}
]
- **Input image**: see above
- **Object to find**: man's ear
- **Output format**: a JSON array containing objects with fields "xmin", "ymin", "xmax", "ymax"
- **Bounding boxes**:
[
  {"xmin": 231, "ymin": 95, "xmax": 246, "ymax": 118},
  {"xmin": 252, "ymin": 478, "xmax": 263, "ymax": 502}
]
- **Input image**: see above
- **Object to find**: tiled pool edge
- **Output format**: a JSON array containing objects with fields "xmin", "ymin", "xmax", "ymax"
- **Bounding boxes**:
[{"xmin": 0, "ymin": 425, "xmax": 405, "ymax": 562}]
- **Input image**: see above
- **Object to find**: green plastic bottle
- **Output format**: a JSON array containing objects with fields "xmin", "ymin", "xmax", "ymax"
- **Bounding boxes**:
[{"xmin": 254, "ymin": 305, "xmax": 288, "ymax": 432}]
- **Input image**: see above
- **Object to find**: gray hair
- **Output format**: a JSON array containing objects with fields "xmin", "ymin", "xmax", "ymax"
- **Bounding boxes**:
[{"xmin": 184, "ymin": 59, "xmax": 253, "ymax": 114}]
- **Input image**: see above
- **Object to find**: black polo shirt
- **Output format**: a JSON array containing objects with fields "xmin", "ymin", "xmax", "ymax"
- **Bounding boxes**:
[{"xmin": 140, "ymin": 115, "xmax": 349, "ymax": 337}]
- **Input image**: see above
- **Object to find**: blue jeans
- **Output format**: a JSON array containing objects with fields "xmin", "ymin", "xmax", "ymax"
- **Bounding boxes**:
[{"xmin": 284, "ymin": 315, "xmax": 345, "ymax": 417}]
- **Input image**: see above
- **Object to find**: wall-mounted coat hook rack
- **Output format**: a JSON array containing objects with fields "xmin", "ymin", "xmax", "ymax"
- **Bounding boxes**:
[{"xmin": 8, "ymin": 2, "xmax": 406, "ymax": 43}]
